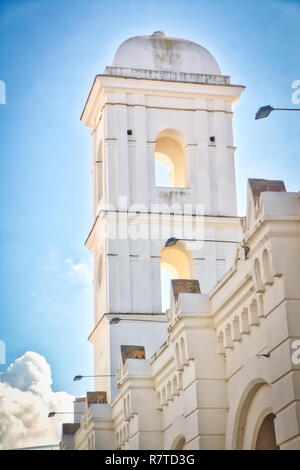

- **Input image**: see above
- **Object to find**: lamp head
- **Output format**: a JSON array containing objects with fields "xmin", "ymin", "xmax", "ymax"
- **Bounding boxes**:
[
  {"xmin": 255, "ymin": 105, "xmax": 274, "ymax": 120},
  {"xmin": 110, "ymin": 317, "xmax": 121, "ymax": 325},
  {"xmin": 164, "ymin": 237, "xmax": 178, "ymax": 247},
  {"xmin": 73, "ymin": 375, "xmax": 83, "ymax": 382}
]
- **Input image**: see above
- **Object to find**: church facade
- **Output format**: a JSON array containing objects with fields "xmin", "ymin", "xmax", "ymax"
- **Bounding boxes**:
[{"xmin": 60, "ymin": 32, "xmax": 300, "ymax": 450}]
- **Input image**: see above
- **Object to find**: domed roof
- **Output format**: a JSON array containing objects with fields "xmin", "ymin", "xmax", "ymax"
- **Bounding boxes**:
[{"xmin": 112, "ymin": 32, "xmax": 221, "ymax": 75}]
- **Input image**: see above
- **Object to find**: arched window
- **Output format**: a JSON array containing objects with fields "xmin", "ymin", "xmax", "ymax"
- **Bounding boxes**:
[
  {"xmin": 160, "ymin": 241, "xmax": 193, "ymax": 311},
  {"xmin": 155, "ymin": 129, "xmax": 188, "ymax": 188}
]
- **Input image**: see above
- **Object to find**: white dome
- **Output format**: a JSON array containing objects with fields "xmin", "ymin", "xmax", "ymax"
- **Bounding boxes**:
[{"xmin": 112, "ymin": 32, "xmax": 221, "ymax": 75}]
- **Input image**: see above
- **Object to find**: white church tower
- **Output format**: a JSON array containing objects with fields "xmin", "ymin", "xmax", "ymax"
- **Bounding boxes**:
[{"xmin": 80, "ymin": 32, "xmax": 244, "ymax": 402}]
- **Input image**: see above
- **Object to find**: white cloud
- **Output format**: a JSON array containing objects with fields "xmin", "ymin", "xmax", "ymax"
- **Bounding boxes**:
[
  {"xmin": 0, "ymin": 352, "xmax": 74, "ymax": 450},
  {"xmin": 65, "ymin": 256, "xmax": 93, "ymax": 288}
]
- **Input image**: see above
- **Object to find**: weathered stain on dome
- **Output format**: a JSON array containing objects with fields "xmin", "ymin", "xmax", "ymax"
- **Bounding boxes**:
[
  {"xmin": 150, "ymin": 35, "xmax": 181, "ymax": 70},
  {"xmin": 111, "ymin": 32, "xmax": 221, "ymax": 75}
]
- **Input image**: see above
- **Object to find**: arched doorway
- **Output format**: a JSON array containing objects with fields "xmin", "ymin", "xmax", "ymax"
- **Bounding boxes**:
[
  {"xmin": 172, "ymin": 436, "xmax": 186, "ymax": 450},
  {"xmin": 255, "ymin": 413, "xmax": 279, "ymax": 450},
  {"xmin": 232, "ymin": 381, "xmax": 278, "ymax": 450}
]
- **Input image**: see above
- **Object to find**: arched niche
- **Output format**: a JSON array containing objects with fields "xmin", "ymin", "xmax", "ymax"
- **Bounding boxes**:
[
  {"xmin": 253, "ymin": 258, "xmax": 265, "ymax": 293},
  {"xmin": 262, "ymin": 249, "xmax": 273, "ymax": 285},
  {"xmin": 175, "ymin": 342, "xmax": 181, "ymax": 370},
  {"xmin": 180, "ymin": 337, "xmax": 187, "ymax": 364}
]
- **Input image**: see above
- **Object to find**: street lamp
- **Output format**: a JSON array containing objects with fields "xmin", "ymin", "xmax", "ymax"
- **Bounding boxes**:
[
  {"xmin": 164, "ymin": 237, "xmax": 241, "ymax": 247},
  {"xmin": 109, "ymin": 317, "xmax": 166, "ymax": 325},
  {"xmin": 73, "ymin": 374, "xmax": 116, "ymax": 382},
  {"xmin": 255, "ymin": 105, "xmax": 300, "ymax": 120},
  {"xmin": 164, "ymin": 237, "xmax": 249, "ymax": 259},
  {"xmin": 48, "ymin": 412, "xmax": 82, "ymax": 418}
]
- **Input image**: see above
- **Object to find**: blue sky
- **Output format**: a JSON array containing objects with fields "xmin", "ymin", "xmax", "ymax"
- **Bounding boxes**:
[{"xmin": 0, "ymin": 0, "xmax": 300, "ymax": 399}]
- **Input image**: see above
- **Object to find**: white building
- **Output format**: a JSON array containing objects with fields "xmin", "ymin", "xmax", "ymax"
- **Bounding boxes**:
[{"xmin": 60, "ymin": 32, "xmax": 300, "ymax": 450}]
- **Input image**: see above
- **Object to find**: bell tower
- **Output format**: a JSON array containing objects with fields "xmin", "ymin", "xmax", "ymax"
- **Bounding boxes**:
[{"xmin": 81, "ymin": 32, "xmax": 244, "ymax": 401}]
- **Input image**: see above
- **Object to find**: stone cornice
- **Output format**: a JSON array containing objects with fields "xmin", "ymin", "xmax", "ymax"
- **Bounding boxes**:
[
  {"xmin": 104, "ymin": 66, "xmax": 232, "ymax": 85},
  {"xmin": 81, "ymin": 74, "xmax": 245, "ymax": 127}
]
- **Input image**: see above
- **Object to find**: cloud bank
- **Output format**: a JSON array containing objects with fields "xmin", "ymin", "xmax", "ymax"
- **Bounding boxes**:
[{"xmin": 0, "ymin": 351, "xmax": 74, "ymax": 449}]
